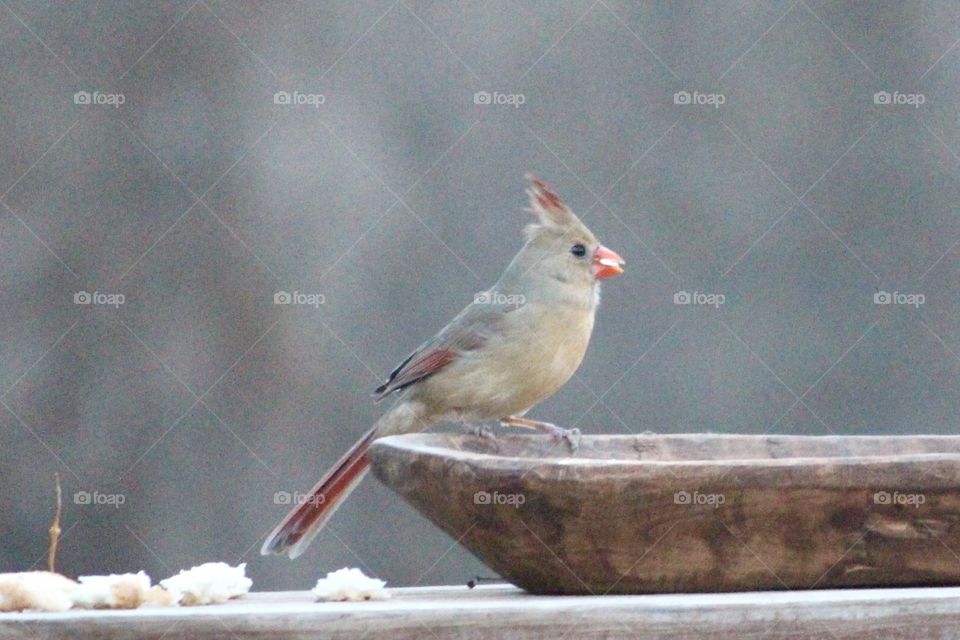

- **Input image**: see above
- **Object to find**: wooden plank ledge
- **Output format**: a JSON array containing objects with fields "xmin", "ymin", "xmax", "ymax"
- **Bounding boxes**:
[{"xmin": 4, "ymin": 584, "xmax": 960, "ymax": 639}]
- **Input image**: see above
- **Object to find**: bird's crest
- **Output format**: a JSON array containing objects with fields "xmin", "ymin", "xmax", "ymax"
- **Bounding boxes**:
[
  {"xmin": 523, "ymin": 174, "xmax": 593, "ymax": 242},
  {"xmin": 525, "ymin": 174, "xmax": 576, "ymax": 228}
]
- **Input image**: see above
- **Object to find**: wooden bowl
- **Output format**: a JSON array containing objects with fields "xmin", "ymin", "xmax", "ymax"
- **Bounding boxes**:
[{"xmin": 369, "ymin": 433, "xmax": 960, "ymax": 594}]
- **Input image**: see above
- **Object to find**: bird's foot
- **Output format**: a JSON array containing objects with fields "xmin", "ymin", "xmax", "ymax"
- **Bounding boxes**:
[
  {"xmin": 467, "ymin": 423, "xmax": 498, "ymax": 446},
  {"xmin": 500, "ymin": 416, "xmax": 580, "ymax": 452},
  {"xmin": 541, "ymin": 423, "xmax": 581, "ymax": 452}
]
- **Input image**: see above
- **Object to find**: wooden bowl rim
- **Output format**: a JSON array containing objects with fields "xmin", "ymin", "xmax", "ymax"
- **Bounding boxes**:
[{"xmin": 370, "ymin": 433, "xmax": 960, "ymax": 471}]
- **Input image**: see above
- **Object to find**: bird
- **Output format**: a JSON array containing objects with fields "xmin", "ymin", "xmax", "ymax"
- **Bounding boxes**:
[{"xmin": 261, "ymin": 174, "xmax": 625, "ymax": 559}]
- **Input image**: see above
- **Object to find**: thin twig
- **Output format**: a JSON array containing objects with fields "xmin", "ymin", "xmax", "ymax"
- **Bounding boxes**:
[{"xmin": 48, "ymin": 472, "xmax": 62, "ymax": 573}]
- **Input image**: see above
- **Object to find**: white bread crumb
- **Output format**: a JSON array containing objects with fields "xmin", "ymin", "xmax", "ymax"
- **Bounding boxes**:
[
  {"xmin": 71, "ymin": 571, "xmax": 151, "ymax": 609},
  {"xmin": 0, "ymin": 571, "xmax": 78, "ymax": 612},
  {"xmin": 160, "ymin": 562, "xmax": 252, "ymax": 606},
  {"xmin": 312, "ymin": 567, "xmax": 389, "ymax": 602}
]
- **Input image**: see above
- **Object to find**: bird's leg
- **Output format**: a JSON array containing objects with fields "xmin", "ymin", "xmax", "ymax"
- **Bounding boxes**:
[{"xmin": 499, "ymin": 416, "xmax": 581, "ymax": 452}]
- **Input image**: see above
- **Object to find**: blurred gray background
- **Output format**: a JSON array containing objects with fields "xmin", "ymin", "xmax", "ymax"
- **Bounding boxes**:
[{"xmin": 2, "ymin": 0, "xmax": 960, "ymax": 591}]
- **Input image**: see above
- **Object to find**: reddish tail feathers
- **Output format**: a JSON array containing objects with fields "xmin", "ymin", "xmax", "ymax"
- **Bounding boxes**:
[{"xmin": 261, "ymin": 428, "xmax": 377, "ymax": 558}]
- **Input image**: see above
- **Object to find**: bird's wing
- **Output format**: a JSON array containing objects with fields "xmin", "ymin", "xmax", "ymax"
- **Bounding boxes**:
[{"xmin": 373, "ymin": 300, "xmax": 517, "ymax": 399}]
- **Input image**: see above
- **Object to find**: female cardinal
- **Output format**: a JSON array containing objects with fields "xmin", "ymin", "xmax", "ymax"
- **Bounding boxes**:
[{"xmin": 262, "ymin": 175, "xmax": 624, "ymax": 558}]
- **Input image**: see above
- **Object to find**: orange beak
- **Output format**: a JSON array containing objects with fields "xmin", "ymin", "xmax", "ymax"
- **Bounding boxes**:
[{"xmin": 592, "ymin": 244, "xmax": 625, "ymax": 280}]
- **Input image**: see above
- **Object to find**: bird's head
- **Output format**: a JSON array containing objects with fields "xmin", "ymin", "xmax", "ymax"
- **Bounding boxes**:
[{"xmin": 521, "ymin": 174, "xmax": 625, "ymax": 290}]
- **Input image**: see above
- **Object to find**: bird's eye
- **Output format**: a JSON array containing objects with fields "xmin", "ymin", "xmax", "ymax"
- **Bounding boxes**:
[{"xmin": 570, "ymin": 243, "xmax": 587, "ymax": 258}]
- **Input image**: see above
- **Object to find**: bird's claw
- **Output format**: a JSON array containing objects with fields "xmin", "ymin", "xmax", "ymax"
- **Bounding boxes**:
[
  {"xmin": 543, "ymin": 424, "xmax": 581, "ymax": 452},
  {"xmin": 470, "ymin": 423, "xmax": 498, "ymax": 443}
]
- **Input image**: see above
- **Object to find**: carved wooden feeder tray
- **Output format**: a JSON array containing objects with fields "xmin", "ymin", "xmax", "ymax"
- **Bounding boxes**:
[{"xmin": 369, "ymin": 433, "xmax": 960, "ymax": 595}]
